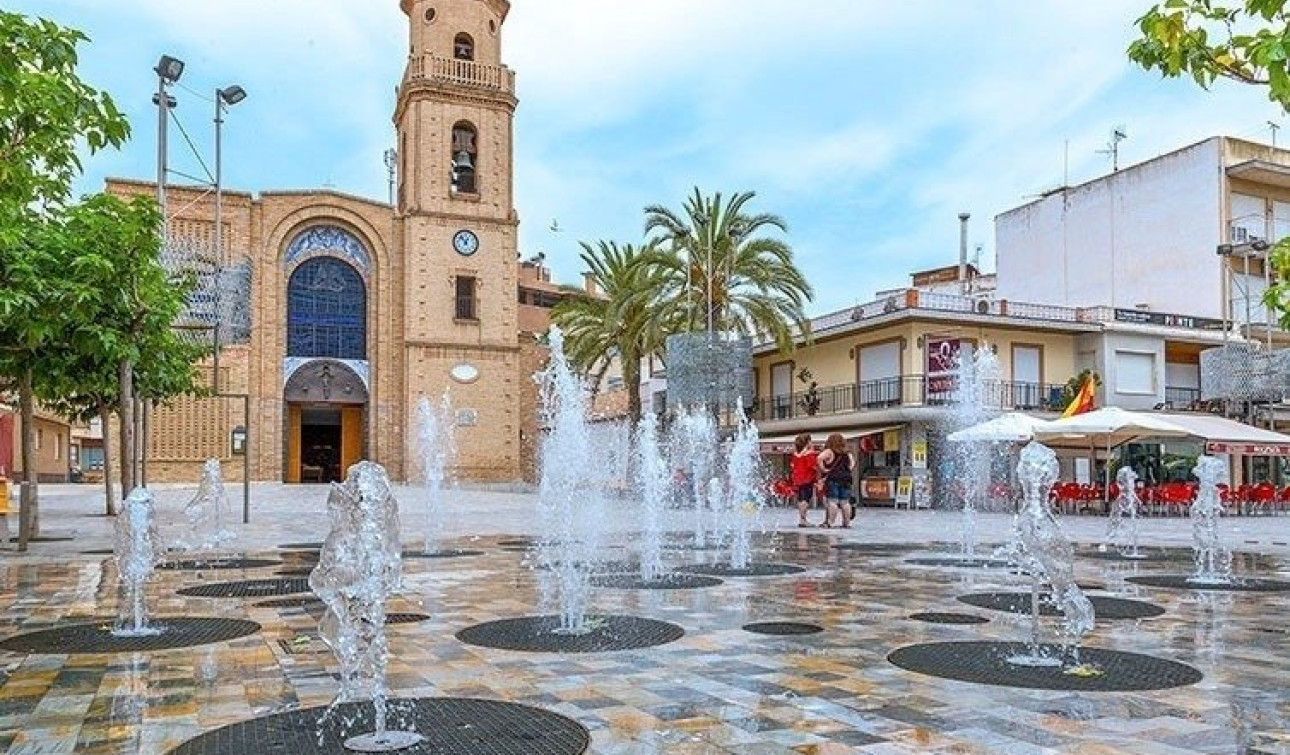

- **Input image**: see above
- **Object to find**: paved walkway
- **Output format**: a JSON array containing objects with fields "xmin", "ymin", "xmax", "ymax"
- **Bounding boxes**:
[{"xmin": 0, "ymin": 483, "xmax": 1286, "ymax": 753}]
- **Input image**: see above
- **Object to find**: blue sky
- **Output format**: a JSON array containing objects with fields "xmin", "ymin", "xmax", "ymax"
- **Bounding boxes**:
[{"xmin": 11, "ymin": 0, "xmax": 1288, "ymax": 316}]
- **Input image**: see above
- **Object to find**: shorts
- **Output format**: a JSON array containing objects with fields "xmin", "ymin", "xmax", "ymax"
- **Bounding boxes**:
[
  {"xmin": 826, "ymin": 481, "xmax": 852, "ymax": 501},
  {"xmin": 795, "ymin": 483, "xmax": 815, "ymax": 502}
]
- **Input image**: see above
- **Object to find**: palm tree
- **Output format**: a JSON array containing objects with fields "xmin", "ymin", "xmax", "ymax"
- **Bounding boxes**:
[
  {"xmin": 641, "ymin": 188, "xmax": 812, "ymax": 352},
  {"xmin": 550, "ymin": 240, "xmax": 671, "ymax": 422}
]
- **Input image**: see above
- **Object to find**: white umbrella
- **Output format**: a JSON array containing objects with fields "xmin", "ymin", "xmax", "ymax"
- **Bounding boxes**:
[
  {"xmin": 948, "ymin": 412, "xmax": 1053, "ymax": 443},
  {"xmin": 1032, "ymin": 407, "xmax": 1192, "ymax": 507},
  {"xmin": 1033, "ymin": 407, "xmax": 1191, "ymax": 447}
]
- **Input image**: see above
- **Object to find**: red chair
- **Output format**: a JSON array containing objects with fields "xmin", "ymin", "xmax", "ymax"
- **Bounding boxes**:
[
  {"xmin": 1277, "ymin": 486, "xmax": 1290, "ymax": 515},
  {"xmin": 1248, "ymin": 483, "xmax": 1276, "ymax": 516}
]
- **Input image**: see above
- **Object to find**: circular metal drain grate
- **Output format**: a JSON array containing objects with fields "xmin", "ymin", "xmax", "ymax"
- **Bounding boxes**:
[
  {"xmin": 904, "ymin": 557, "xmax": 1013, "ymax": 569},
  {"xmin": 158, "ymin": 558, "xmax": 282, "ymax": 571},
  {"xmin": 255, "ymin": 596, "xmax": 322, "ymax": 609},
  {"xmin": 7, "ymin": 536, "xmax": 74, "ymax": 544},
  {"xmin": 832, "ymin": 543, "xmax": 917, "ymax": 554},
  {"xmin": 1126, "ymin": 575, "xmax": 1290, "ymax": 592},
  {"xmin": 498, "ymin": 539, "xmax": 537, "ymax": 547},
  {"xmin": 742, "ymin": 621, "xmax": 823, "ymax": 635},
  {"xmin": 888, "ymin": 641, "xmax": 1202, "ymax": 691},
  {"xmin": 909, "ymin": 612, "xmax": 990, "ymax": 625},
  {"xmin": 0, "ymin": 617, "xmax": 260, "ymax": 654},
  {"xmin": 278, "ymin": 542, "xmax": 324, "ymax": 550},
  {"xmin": 178, "ymin": 578, "xmax": 312, "ymax": 598},
  {"xmin": 166, "ymin": 697, "xmax": 590, "ymax": 755},
  {"xmin": 662, "ymin": 543, "xmax": 729, "ymax": 552},
  {"xmin": 588, "ymin": 573, "xmax": 724, "ymax": 590},
  {"xmin": 456, "ymin": 615, "xmax": 684, "ymax": 653},
  {"xmin": 81, "ymin": 549, "xmax": 117, "ymax": 556},
  {"xmin": 385, "ymin": 613, "xmax": 431, "ymax": 625},
  {"xmin": 1081, "ymin": 550, "xmax": 1188, "ymax": 562},
  {"xmin": 402, "ymin": 550, "xmax": 485, "ymax": 559},
  {"xmin": 957, "ymin": 592, "xmax": 1166, "ymax": 620},
  {"xmin": 275, "ymin": 567, "xmax": 315, "ymax": 577},
  {"xmin": 680, "ymin": 563, "xmax": 806, "ymax": 577}
]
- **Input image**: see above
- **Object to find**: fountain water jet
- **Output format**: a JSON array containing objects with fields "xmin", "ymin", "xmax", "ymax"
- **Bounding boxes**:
[
  {"xmin": 175, "ymin": 459, "xmax": 235, "ymax": 553},
  {"xmin": 724, "ymin": 404, "xmax": 762, "ymax": 571},
  {"xmin": 113, "ymin": 487, "xmax": 165, "ymax": 637},
  {"xmin": 670, "ymin": 407, "xmax": 718, "ymax": 546},
  {"xmin": 310, "ymin": 461, "xmax": 422, "ymax": 752},
  {"xmin": 414, "ymin": 392, "xmax": 456, "ymax": 555},
  {"xmin": 945, "ymin": 344, "xmax": 1003, "ymax": 557},
  {"xmin": 635, "ymin": 410, "xmax": 668, "ymax": 582},
  {"xmin": 1189, "ymin": 455, "xmax": 1233, "ymax": 585},
  {"xmin": 537, "ymin": 326, "xmax": 599, "ymax": 634},
  {"xmin": 1101, "ymin": 466, "xmax": 1145, "ymax": 558},
  {"xmin": 1009, "ymin": 442, "xmax": 1095, "ymax": 669}
]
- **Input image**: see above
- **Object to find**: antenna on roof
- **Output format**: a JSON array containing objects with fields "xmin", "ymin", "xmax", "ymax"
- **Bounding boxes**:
[
  {"xmin": 1097, "ymin": 125, "xmax": 1127, "ymax": 172},
  {"xmin": 1270, "ymin": 121, "xmax": 1281, "ymax": 148}
]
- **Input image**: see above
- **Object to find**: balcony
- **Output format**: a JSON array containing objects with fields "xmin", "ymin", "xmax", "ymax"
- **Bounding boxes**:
[
  {"xmin": 754, "ymin": 376, "xmax": 1067, "ymax": 423},
  {"xmin": 403, "ymin": 54, "xmax": 516, "ymax": 95}
]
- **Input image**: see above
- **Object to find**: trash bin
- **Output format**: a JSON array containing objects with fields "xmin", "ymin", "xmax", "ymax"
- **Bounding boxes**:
[{"xmin": 69, "ymin": 466, "xmax": 83, "ymax": 484}]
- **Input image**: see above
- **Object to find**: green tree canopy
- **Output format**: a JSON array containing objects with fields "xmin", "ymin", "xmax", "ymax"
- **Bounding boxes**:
[
  {"xmin": 0, "ymin": 11, "xmax": 128, "ymax": 227},
  {"xmin": 641, "ymin": 188, "xmax": 813, "ymax": 353},
  {"xmin": 0, "ymin": 11, "xmax": 130, "ymax": 545},
  {"xmin": 1128, "ymin": 1, "xmax": 1290, "ymax": 110},
  {"xmin": 551, "ymin": 241, "xmax": 672, "ymax": 422}
]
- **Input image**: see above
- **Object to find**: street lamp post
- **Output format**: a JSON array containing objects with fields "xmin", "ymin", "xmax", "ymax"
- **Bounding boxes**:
[
  {"xmin": 145, "ymin": 55, "xmax": 185, "ymax": 488},
  {"xmin": 212, "ymin": 84, "xmax": 246, "ymax": 396}
]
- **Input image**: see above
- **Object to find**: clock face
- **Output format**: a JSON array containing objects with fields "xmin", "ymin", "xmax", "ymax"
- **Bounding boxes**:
[{"xmin": 453, "ymin": 229, "xmax": 479, "ymax": 256}]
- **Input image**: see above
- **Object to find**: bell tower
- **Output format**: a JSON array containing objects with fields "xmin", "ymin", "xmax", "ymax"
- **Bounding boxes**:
[{"xmin": 395, "ymin": 0, "xmax": 520, "ymax": 481}]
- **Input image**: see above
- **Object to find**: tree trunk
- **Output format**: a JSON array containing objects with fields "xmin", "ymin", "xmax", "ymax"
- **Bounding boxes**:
[
  {"xmin": 118, "ymin": 360, "xmax": 134, "ymax": 497},
  {"xmin": 625, "ymin": 351, "xmax": 643, "ymax": 424},
  {"xmin": 17, "ymin": 366, "xmax": 37, "ymax": 549},
  {"xmin": 99, "ymin": 401, "xmax": 115, "ymax": 516}
]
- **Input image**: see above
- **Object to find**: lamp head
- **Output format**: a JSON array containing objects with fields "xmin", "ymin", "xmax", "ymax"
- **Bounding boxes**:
[
  {"xmin": 218, "ymin": 85, "xmax": 247, "ymax": 106},
  {"xmin": 155, "ymin": 55, "xmax": 185, "ymax": 83}
]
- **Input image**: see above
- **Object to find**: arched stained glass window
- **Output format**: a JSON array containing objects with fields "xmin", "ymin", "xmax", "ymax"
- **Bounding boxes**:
[{"xmin": 287, "ymin": 257, "xmax": 366, "ymax": 360}]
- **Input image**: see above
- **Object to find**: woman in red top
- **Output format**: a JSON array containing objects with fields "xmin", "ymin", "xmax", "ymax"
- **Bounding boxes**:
[{"xmin": 789, "ymin": 433, "xmax": 820, "ymax": 527}]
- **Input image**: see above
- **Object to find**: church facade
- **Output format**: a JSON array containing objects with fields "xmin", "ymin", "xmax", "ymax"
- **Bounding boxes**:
[{"xmin": 110, "ymin": 0, "xmax": 531, "ymax": 484}]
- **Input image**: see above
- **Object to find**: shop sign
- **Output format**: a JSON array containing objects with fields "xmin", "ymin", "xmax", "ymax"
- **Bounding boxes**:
[
  {"xmin": 911, "ymin": 440, "xmax": 928, "ymax": 469},
  {"xmin": 895, "ymin": 476, "xmax": 913, "ymax": 505}
]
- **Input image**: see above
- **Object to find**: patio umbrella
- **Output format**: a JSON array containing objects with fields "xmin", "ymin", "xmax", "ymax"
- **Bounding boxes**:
[
  {"xmin": 1031, "ymin": 407, "xmax": 1191, "ymax": 506},
  {"xmin": 947, "ymin": 412, "xmax": 1054, "ymax": 443}
]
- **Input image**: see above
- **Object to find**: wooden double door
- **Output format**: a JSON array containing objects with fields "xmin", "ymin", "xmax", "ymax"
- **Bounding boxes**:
[{"xmin": 286, "ymin": 404, "xmax": 363, "ymax": 484}]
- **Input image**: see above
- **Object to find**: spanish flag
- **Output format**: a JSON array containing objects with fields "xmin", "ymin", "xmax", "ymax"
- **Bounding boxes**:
[{"xmin": 1062, "ymin": 375, "xmax": 1096, "ymax": 418}]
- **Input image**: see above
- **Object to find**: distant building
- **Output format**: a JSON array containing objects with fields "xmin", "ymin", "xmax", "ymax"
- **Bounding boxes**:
[
  {"xmin": 0, "ymin": 402, "xmax": 73, "ymax": 483},
  {"xmin": 106, "ymin": 0, "xmax": 559, "ymax": 484},
  {"xmin": 995, "ymin": 135, "xmax": 1290, "ymax": 332}
]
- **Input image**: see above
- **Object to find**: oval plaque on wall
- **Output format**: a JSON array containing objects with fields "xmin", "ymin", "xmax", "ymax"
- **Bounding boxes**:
[{"xmin": 450, "ymin": 363, "xmax": 480, "ymax": 384}]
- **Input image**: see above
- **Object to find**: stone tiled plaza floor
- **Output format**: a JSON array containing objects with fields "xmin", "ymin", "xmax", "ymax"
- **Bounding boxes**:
[{"xmin": 1, "ymin": 483, "xmax": 1288, "ymax": 754}]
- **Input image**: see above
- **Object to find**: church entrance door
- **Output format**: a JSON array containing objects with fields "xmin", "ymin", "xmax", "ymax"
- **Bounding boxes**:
[{"xmin": 283, "ymin": 360, "xmax": 368, "ymax": 484}]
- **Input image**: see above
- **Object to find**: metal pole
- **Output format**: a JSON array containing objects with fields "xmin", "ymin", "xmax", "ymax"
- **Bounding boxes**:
[
  {"xmin": 213, "ymin": 91, "xmax": 223, "ymax": 394},
  {"xmin": 958, "ymin": 212, "xmax": 970, "ymax": 294},
  {"xmin": 242, "ymin": 394, "xmax": 250, "ymax": 524}
]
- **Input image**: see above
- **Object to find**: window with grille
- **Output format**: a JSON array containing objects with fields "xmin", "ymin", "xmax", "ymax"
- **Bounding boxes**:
[
  {"xmin": 456, "ymin": 275, "xmax": 478, "ymax": 320},
  {"xmin": 287, "ymin": 257, "xmax": 367, "ymax": 359}
]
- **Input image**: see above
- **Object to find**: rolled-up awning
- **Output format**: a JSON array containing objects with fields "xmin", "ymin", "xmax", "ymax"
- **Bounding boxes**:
[{"xmin": 759, "ymin": 425, "xmax": 903, "ymax": 454}]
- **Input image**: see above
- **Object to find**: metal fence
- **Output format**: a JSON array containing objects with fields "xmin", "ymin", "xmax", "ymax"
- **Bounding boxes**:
[{"xmin": 753, "ymin": 377, "xmax": 1067, "ymax": 422}]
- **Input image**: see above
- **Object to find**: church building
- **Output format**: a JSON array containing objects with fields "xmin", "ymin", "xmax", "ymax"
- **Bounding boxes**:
[{"xmin": 109, "ymin": 0, "xmax": 535, "ymax": 484}]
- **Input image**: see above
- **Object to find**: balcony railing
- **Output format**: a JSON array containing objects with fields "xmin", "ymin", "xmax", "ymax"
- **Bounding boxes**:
[
  {"xmin": 404, "ymin": 54, "xmax": 516, "ymax": 94},
  {"xmin": 754, "ymin": 377, "xmax": 1067, "ymax": 422}
]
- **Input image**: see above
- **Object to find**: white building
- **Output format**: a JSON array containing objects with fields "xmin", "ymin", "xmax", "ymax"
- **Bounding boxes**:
[{"xmin": 995, "ymin": 136, "xmax": 1290, "ymax": 329}]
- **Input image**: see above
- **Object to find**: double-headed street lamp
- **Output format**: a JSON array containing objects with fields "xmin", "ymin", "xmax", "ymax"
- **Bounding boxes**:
[{"xmin": 149, "ymin": 55, "xmax": 251, "ymax": 520}]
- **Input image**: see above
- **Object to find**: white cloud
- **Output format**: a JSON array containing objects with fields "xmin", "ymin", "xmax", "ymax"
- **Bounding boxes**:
[{"xmin": 12, "ymin": 0, "xmax": 1288, "ymax": 317}]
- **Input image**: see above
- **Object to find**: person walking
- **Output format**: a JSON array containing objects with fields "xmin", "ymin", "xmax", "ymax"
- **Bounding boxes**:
[
  {"xmin": 789, "ymin": 434, "xmax": 820, "ymax": 527},
  {"xmin": 818, "ymin": 433, "xmax": 854, "ymax": 528}
]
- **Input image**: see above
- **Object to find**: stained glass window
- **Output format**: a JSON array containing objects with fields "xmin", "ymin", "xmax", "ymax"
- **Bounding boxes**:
[{"xmin": 287, "ymin": 257, "xmax": 366, "ymax": 359}]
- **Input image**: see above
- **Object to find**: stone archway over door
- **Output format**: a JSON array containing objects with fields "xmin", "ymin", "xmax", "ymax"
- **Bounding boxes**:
[{"xmin": 284, "ymin": 360, "xmax": 367, "ymax": 483}]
